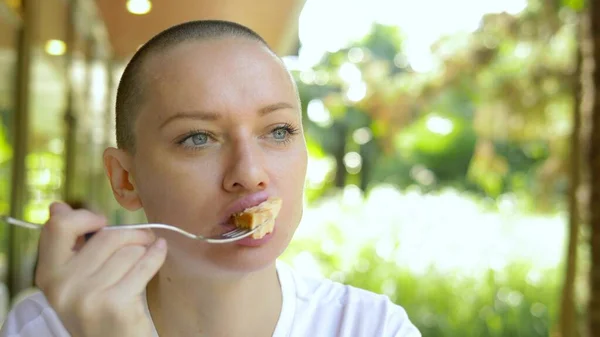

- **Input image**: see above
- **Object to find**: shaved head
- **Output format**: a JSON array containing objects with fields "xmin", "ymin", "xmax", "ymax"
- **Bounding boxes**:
[{"xmin": 115, "ymin": 20, "xmax": 273, "ymax": 152}]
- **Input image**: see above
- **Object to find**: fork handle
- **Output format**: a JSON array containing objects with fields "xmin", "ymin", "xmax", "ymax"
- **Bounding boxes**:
[{"xmin": 82, "ymin": 227, "xmax": 150, "ymax": 241}]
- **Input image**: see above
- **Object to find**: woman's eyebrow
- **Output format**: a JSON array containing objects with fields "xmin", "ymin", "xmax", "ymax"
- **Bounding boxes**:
[
  {"xmin": 159, "ymin": 110, "xmax": 220, "ymax": 129},
  {"xmin": 160, "ymin": 102, "xmax": 296, "ymax": 129},
  {"xmin": 258, "ymin": 102, "xmax": 295, "ymax": 116}
]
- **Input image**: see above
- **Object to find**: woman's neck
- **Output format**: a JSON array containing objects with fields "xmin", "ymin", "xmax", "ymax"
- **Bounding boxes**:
[{"xmin": 146, "ymin": 259, "xmax": 283, "ymax": 337}]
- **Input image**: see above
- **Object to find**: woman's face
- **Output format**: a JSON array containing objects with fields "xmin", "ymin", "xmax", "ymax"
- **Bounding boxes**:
[{"xmin": 107, "ymin": 38, "xmax": 307, "ymax": 276}]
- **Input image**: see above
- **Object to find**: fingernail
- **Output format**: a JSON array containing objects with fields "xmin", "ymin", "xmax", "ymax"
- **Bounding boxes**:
[
  {"xmin": 49, "ymin": 201, "xmax": 68, "ymax": 215},
  {"xmin": 155, "ymin": 238, "xmax": 166, "ymax": 249}
]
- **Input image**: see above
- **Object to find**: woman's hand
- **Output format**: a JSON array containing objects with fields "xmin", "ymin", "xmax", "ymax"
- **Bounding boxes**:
[{"xmin": 35, "ymin": 202, "xmax": 167, "ymax": 337}]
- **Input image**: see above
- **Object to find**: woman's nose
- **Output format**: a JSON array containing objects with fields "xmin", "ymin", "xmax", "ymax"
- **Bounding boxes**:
[{"xmin": 222, "ymin": 142, "xmax": 269, "ymax": 193}]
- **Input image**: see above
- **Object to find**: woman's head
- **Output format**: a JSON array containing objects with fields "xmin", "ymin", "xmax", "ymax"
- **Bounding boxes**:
[{"xmin": 103, "ymin": 20, "xmax": 307, "ymax": 276}]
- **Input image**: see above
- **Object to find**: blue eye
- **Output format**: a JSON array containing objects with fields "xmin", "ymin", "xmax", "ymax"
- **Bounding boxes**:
[
  {"xmin": 178, "ymin": 132, "xmax": 210, "ymax": 148},
  {"xmin": 272, "ymin": 128, "xmax": 288, "ymax": 140},
  {"xmin": 269, "ymin": 124, "xmax": 300, "ymax": 145},
  {"xmin": 190, "ymin": 133, "xmax": 208, "ymax": 145}
]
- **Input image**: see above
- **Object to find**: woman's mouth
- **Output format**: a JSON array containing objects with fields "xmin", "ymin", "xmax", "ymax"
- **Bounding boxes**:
[
  {"xmin": 234, "ymin": 228, "xmax": 276, "ymax": 247},
  {"xmin": 218, "ymin": 191, "xmax": 271, "ymax": 225},
  {"xmin": 217, "ymin": 193, "xmax": 282, "ymax": 242}
]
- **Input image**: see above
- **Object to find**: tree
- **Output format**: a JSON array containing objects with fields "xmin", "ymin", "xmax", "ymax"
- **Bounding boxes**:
[
  {"xmin": 586, "ymin": 0, "xmax": 600, "ymax": 334},
  {"xmin": 559, "ymin": 11, "xmax": 583, "ymax": 337},
  {"xmin": 296, "ymin": 2, "xmax": 579, "ymax": 209}
]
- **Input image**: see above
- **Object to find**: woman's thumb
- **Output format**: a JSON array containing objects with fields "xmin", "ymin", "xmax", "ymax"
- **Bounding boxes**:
[{"xmin": 49, "ymin": 201, "xmax": 72, "ymax": 216}]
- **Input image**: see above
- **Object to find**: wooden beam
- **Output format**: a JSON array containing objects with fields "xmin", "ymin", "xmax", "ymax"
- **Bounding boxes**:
[
  {"xmin": 588, "ymin": 0, "xmax": 600, "ymax": 334},
  {"xmin": 8, "ymin": 0, "xmax": 33, "ymax": 299},
  {"xmin": 94, "ymin": 0, "xmax": 305, "ymax": 60}
]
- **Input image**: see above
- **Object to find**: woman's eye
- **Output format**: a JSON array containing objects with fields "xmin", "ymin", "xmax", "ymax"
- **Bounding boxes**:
[
  {"xmin": 191, "ymin": 133, "xmax": 208, "ymax": 145},
  {"xmin": 180, "ymin": 132, "xmax": 209, "ymax": 147},
  {"xmin": 267, "ymin": 124, "xmax": 299, "ymax": 144},
  {"xmin": 272, "ymin": 128, "xmax": 288, "ymax": 140}
]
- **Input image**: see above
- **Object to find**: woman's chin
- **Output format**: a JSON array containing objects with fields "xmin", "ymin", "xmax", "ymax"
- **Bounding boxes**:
[
  {"xmin": 211, "ymin": 235, "xmax": 290, "ymax": 274},
  {"xmin": 168, "ymin": 230, "xmax": 291, "ymax": 277}
]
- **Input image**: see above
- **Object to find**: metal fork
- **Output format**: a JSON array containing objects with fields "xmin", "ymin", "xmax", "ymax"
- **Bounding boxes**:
[{"xmin": 0, "ymin": 215, "xmax": 264, "ymax": 244}]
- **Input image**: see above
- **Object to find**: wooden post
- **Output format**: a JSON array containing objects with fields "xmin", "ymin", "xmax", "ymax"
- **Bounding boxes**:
[
  {"xmin": 559, "ymin": 12, "xmax": 583, "ymax": 337},
  {"xmin": 7, "ymin": 0, "xmax": 33, "ymax": 300},
  {"xmin": 63, "ymin": 0, "xmax": 77, "ymax": 202},
  {"xmin": 588, "ymin": 0, "xmax": 600, "ymax": 334}
]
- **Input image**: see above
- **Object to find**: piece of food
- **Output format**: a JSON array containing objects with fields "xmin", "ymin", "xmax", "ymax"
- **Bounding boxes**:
[{"xmin": 231, "ymin": 197, "xmax": 282, "ymax": 239}]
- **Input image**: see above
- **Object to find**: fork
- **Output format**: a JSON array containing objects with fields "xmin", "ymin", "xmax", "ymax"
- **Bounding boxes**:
[{"xmin": 0, "ymin": 215, "xmax": 265, "ymax": 244}]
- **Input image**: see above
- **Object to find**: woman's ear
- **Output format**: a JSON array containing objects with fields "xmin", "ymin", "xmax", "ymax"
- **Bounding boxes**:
[{"xmin": 103, "ymin": 147, "xmax": 143, "ymax": 211}]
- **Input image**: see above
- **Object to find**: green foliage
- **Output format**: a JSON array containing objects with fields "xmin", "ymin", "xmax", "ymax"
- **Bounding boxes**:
[
  {"xmin": 561, "ymin": 0, "xmax": 585, "ymax": 11},
  {"xmin": 358, "ymin": 24, "xmax": 405, "ymax": 61},
  {"xmin": 0, "ymin": 117, "xmax": 13, "ymax": 215},
  {"xmin": 394, "ymin": 112, "xmax": 477, "ymax": 183},
  {"xmin": 283, "ymin": 234, "xmax": 559, "ymax": 337},
  {"xmin": 296, "ymin": 0, "xmax": 577, "ymax": 213}
]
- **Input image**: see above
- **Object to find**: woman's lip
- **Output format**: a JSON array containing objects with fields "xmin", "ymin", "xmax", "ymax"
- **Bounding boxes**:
[
  {"xmin": 234, "ymin": 228, "xmax": 275, "ymax": 247},
  {"xmin": 219, "ymin": 191, "xmax": 271, "ymax": 225},
  {"xmin": 218, "ymin": 223, "xmax": 275, "ymax": 244}
]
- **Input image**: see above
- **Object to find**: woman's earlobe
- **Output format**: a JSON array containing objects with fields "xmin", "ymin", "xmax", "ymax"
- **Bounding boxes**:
[{"xmin": 103, "ymin": 147, "xmax": 143, "ymax": 211}]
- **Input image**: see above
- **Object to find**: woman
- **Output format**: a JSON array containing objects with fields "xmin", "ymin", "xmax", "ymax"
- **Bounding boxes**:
[{"xmin": 1, "ymin": 20, "xmax": 421, "ymax": 337}]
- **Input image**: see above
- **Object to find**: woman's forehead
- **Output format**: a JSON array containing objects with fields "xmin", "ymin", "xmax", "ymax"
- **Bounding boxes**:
[
  {"xmin": 147, "ymin": 39, "xmax": 286, "ymax": 82},
  {"xmin": 150, "ymin": 40, "xmax": 292, "ymax": 91},
  {"xmin": 138, "ymin": 39, "xmax": 299, "ymax": 125}
]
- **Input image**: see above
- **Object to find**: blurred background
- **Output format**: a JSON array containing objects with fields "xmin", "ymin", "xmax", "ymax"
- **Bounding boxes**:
[{"xmin": 0, "ymin": 0, "xmax": 598, "ymax": 336}]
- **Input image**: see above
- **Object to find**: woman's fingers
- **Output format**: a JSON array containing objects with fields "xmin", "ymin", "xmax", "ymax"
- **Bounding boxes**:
[
  {"xmin": 88, "ymin": 245, "xmax": 148, "ymax": 289},
  {"xmin": 36, "ymin": 203, "xmax": 108, "ymax": 282},
  {"xmin": 110, "ymin": 238, "xmax": 168, "ymax": 296},
  {"xmin": 70, "ymin": 228, "xmax": 156, "ymax": 277},
  {"xmin": 33, "ymin": 202, "xmax": 165, "ymax": 337}
]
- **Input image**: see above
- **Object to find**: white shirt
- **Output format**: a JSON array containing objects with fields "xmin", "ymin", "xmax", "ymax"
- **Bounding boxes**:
[{"xmin": 0, "ymin": 261, "xmax": 421, "ymax": 336}]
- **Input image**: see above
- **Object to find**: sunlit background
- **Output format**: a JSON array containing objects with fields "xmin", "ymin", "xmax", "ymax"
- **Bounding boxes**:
[
  {"xmin": 0, "ymin": 0, "xmax": 592, "ymax": 336},
  {"xmin": 290, "ymin": 0, "xmax": 569, "ymax": 270},
  {"xmin": 278, "ymin": 1, "xmax": 580, "ymax": 336}
]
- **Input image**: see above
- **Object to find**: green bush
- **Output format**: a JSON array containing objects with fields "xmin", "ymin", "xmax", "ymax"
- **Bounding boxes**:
[
  {"xmin": 282, "ymin": 232, "xmax": 559, "ymax": 337},
  {"xmin": 282, "ymin": 186, "xmax": 564, "ymax": 336}
]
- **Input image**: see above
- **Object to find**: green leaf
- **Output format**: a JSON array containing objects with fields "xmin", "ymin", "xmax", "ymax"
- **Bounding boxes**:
[
  {"xmin": 306, "ymin": 136, "xmax": 326, "ymax": 158},
  {"xmin": 561, "ymin": 0, "xmax": 585, "ymax": 11}
]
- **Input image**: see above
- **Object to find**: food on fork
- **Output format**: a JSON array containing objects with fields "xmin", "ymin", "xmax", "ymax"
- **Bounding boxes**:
[{"xmin": 231, "ymin": 197, "xmax": 282, "ymax": 239}]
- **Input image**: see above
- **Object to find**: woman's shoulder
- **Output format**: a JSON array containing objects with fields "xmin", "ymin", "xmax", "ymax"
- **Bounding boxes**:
[
  {"xmin": 0, "ymin": 290, "xmax": 69, "ymax": 337},
  {"xmin": 278, "ymin": 260, "xmax": 403, "ymax": 307},
  {"xmin": 276, "ymin": 261, "xmax": 421, "ymax": 337}
]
